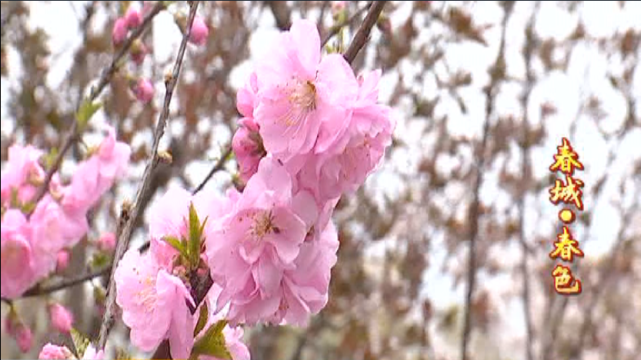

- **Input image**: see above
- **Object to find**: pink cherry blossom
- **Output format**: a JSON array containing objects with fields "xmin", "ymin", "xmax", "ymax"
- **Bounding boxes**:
[
  {"xmin": 56, "ymin": 250, "xmax": 70, "ymax": 272},
  {"xmin": 134, "ymin": 78, "xmax": 154, "ymax": 103},
  {"xmin": 31, "ymin": 195, "xmax": 88, "ymax": 260},
  {"xmin": 97, "ymin": 232, "xmax": 116, "ymax": 252},
  {"xmin": 189, "ymin": 16, "xmax": 209, "ymax": 46},
  {"xmin": 38, "ymin": 343, "xmax": 73, "ymax": 360},
  {"xmin": 0, "ymin": 144, "xmax": 44, "ymax": 207},
  {"xmin": 1, "ymin": 210, "xmax": 37, "ymax": 299},
  {"xmin": 206, "ymin": 157, "xmax": 317, "ymax": 324},
  {"xmin": 112, "ymin": 18, "xmax": 128, "ymax": 46},
  {"xmin": 114, "ymin": 248, "xmax": 195, "ymax": 359},
  {"xmin": 253, "ymin": 19, "xmax": 358, "ymax": 161},
  {"xmin": 125, "ymin": 7, "xmax": 142, "ymax": 29},
  {"xmin": 232, "ymin": 118, "xmax": 265, "ymax": 184},
  {"xmin": 236, "ymin": 72, "xmax": 259, "ymax": 118},
  {"xmin": 48, "ymin": 303, "xmax": 74, "ymax": 334},
  {"xmin": 81, "ymin": 345, "xmax": 104, "ymax": 360},
  {"xmin": 294, "ymin": 70, "xmax": 395, "ymax": 202},
  {"xmin": 62, "ymin": 125, "xmax": 130, "ymax": 214},
  {"xmin": 148, "ymin": 185, "xmax": 216, "ymax": 268}
]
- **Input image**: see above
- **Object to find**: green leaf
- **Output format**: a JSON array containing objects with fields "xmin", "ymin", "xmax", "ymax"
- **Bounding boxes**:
[
  {"xmin": 188, "ymin": 202, "xmax": 201, "ymax": 268},
  {"xmin": 193, "ymin": 301, "xmax": 209, "ymax": 337},
  {"xmin": 90, "ymin": 252, "xmax": 110, "ymax": 270},
  {"xmin": 76, "ymin": 98, "xmax": 102, "ymax": 132},
  {"xmin": 163, "ymin": 235, "xmax": 189, "ymax": 260},
  {"xmin": 42, "ymin": 147, "xmax": 59, "ymax": 171},
  {"xmin": 70, "ymin": 328, "xmax": 90, "ymax": 358},
  {"xmin": 190, "ymin": 320, "xmax": 231, "ymax": 360}
]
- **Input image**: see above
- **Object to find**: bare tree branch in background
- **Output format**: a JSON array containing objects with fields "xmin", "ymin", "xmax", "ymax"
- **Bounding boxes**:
[
  {"xmin": 460, "ymin": 3, "xmax": 513, "ymax": 360},
  {"xmin": 97, "ymin": 1, "xmax": 201, "ymax": 349}
]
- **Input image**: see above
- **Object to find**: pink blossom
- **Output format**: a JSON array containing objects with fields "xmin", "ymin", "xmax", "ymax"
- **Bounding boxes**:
[
  {"xmin": 1, "ymin": 210, "xmax": 37, "ymax": 299},
  {"xmin": 125, "ymin": 7, "xmax": 142, "ymax": 29},
  {"xmin": 253, "ymin": 19, "xmax": 358, "ymax": 161},
  {"xmin": 134, "ymin": 78, "xmax": 154, "ymax": 103},
  {"xmin": 81, "ymin": 345, "xmax": 104, "ymax": 360},
  {"xmin": 5, "ymin": 316, "xmax": 33, "ymax": 353},
  {"xmin": 147, "ymin": 185, "xmax": 217, "ymax": 268},
  {"xmin": 114, "ymin": 249, "xmax": 195, "ymax": 359},
  {"xmin": 232, "ymin": 118, "xmax": 265, "ymax": 184},
  {"xmin": 56, "ymin": 250, "xmax": 70, "ymax": 272},
  {"xmin": 62, "ymin": 125, "xmax": 131, "ymax": 214},
  {"xmin": 112, "ymin": 18, "xmax": 128, "ymax": 46},
  {"xmin": 281, "ymin": 221, "xmax": 339, "ymax": 325},
  {"xmin": 206, "ymin": 158, "xmax": 317, "ymax": 325},
  {"xmin": 38, "ymin": 343, "xmax": 74, "ymax": 359},
  {"xmin": 48, "ymin": 303, "xmax": 74, "ymax": 334},
  {"xmin": 294, "ymin": 70, "xmax": 395, "ymax": 201},
  {"xmin": 97, "ymin": 232, "xmax": 116, "ymax": 252},
  {"xmin": 1, "ymin": 144, "xmax": 44, "ymax": 207},
  {"xmin": 189, "ymin": 16, "xmax": 209, "ymax": 46},
  {"xmin": 236, "ymin": 72, "xmax": 259, "ymax": 118},
  {"xmin": 31, "ymin": 195, "xmax": 88, "ymax": 260}
]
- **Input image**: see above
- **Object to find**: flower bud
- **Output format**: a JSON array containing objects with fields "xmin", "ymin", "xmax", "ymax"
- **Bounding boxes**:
[
  {"xmin": 130, "ymin": 39, "xmax": 148, "ymax": 66},
  {"xmin": 125, "ymin": 7, "xmax": 142, "ymax": 29},
  {"xmin": 188, "ymin": 16, "xmax": 209, "ymax": 46},
  {"xmin": 48, "ymin": 303, "xmax": 74, "ymax": 334},
  {"xmin": 56, "ymin": 250, "xmax": 70, "ymax": 272},
  {"xmin": 5, "ymin": 315, "xmax": 33, "ymax": 353},
  {"xmin": 331, "ymin": 1, "xmax": 346, "ymax": 17},
  {"xmin": 112, "ymin": 18, "xmax": 128, "ymax": 47},
  {"xmin": 97, "ymin": 232, "xmax": 116, "ymax": 252},
  {"xmin": 133, "ymin": 78, "xmax": 154, "ymax": 104}
]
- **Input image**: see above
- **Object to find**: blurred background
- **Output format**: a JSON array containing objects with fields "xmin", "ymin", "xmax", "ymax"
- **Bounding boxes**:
[{"xmin": 1, "ymin": 1, "xmax": 640, "ymax": 360}]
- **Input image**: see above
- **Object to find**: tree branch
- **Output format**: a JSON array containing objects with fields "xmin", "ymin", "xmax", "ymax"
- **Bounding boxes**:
[
  {"xmin": 192, "ymin": 145, "xmax": 233, "ymax": 195},
  {"xmin": 321, "ymin": 2, "xmax": 371, "ymax": 48},
  {"xmin": 97, "ymin": 1, "xmax": 201, "ymax": 350},
  {"xmin": 21, "ymin": 267, "xmax": 110, "ymax": 298},
  {"xmin": 342, "ymin": 1, "xmax": 386, "ymax": 64},
  {"xmin": 29, "ymin": 2, "xmax": 167, "ymax": 209},
  {"xmin": 460, "ymin": 3, "xmax": 513, "ymax": 360},
  {"xmin": 266, "ymin": 1, "xmax": 292, "ymax": 30},
  {"xmin": 518, "ymin": 5, "xmax": 539, "ymax": 360}
]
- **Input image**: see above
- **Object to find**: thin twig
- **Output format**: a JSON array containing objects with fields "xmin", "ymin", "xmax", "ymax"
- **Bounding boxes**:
[
  {"xmin": 342, "ymin": 1, "xmax": 386, "ymax": 64},
  {"xmin": 460, "ymin": 4, "xmax": 513, "ymax": 360},
  {"xmin": 22, "ymin": 267, "xmax": 110, "ymax": 298},
  {"xmin": 518, "ymin": 5, "xmax": 539, "ymax": 360},
  {"xmin": 97, "ymin": 2, "xmax": 201, "ymax": 350},
  {"xmin": 192, "ymin": 145, "xmax": 233, "ymax": 195},
  {"xmin": 266, "ymin": 1, "xmax": 291, "ymax": 30},
  {"xmin": 321, "ymin": 2, "xmax": 371, "ymax": 48},
  {"xmin": 29, "ymin": 2, "xmax": 166, "ymax": 209}
]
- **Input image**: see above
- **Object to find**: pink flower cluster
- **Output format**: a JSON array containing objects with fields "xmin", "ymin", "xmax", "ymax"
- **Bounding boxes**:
[
  {"xmin": 115, "ymin": 187, "xmax": 249, "ymax": 360},
  {"xmin": 113, "ymin": 18, "xmax": 394, "ymax": 359},
  {"xmin": 38, "ymin": 343, "xmax": 103, "ymax": 360},
  {"xmin": 1, "ymin": 125, "xmax": 130, "ymax": 301}
]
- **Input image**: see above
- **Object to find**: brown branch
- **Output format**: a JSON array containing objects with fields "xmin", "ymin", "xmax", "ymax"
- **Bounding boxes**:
[
  {"xmin": 321, "ymin": 2, "xmax": 371, "ymax": 48},
  {"xmin": 22, "ymin": 267, "xmax": 110, "ymax": 298},
  {"xmin": 29, "ymin": 2, "xmax": 167, "ymax": 209},
  {"xmin": 518, "ymin": 5, "xmax": 539, "ymax": 360},
  {"xmin": 192, "ymin": 145, "xmax": 233, "ymax": 195},
  {"xmin": 266, "ymin": 1, "xmax": 292, "ymax": 30},
  {"xmin": 342, "ymin": 1, "xmax": 386, "ymax": 64},
  {"xmin": 97, "ymin": 1, "xmax": 201, "ymax": 350},
  {"xmin": 460, "ymin": 3, "xmax": 513, "ymax": 360}
]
